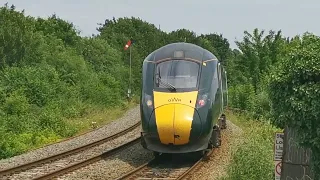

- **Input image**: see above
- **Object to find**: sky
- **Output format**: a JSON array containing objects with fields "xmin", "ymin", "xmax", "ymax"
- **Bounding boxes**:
[{"xmin": 2, "ymin": 0, "xmax": 320, "ymax": 49}]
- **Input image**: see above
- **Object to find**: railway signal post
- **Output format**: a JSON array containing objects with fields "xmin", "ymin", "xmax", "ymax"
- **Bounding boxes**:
[{"xmin": 124, "ymin": 39, "xmax": 134, "ymax": 100}]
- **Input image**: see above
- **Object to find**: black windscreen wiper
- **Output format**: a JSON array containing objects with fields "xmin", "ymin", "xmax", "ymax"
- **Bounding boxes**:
[{"xmin": 157, "ymin": 77, "xmax": 176, "ymax": 92}]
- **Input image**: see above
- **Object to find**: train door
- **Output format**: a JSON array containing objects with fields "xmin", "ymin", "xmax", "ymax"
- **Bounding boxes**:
[
  {"xmin": 211, "ymin": 61, "xmax": 222, "ymax": 122},
  {"xmin": 217, "ymin": 63, "xmax": 223, "ymax": 114},
  {"xmin": 224, "ymin": 70, "xmax": 228, "ymax": 108}
]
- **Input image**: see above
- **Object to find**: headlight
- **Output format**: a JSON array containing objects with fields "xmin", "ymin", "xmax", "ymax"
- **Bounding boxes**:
[{"xmin": 143, "ymin": 93, "xmax": 153, "ymax": 108}]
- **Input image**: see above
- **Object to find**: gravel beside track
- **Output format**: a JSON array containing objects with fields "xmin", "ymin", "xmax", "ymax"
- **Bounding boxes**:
[
  {"xmin": 3, "ymin": 127, "xmax": 142, "ymax": 180},
  {"xmin": 189, "ymin": 120, "xmax": 244, "ymax": 180},
  {"xmin": 58, "ymin": 141, "xmax": 153, "ymax": 180},
  {"xmin": 0, "ymin": 105, "xmax": 140, "ymax": 171}
]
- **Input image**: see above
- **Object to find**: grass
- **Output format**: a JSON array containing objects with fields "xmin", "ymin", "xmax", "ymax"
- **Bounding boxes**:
[
  {"xmin": 26, "ymin": 100, "xmax": 139, "ymax": 152},
  {"xmin": 220, "ymin": 109, "xmax": 281, "ymax": 180},
  {"xmin": 66, "ymin": 101, "xmax": 138, "ymax": 134}
]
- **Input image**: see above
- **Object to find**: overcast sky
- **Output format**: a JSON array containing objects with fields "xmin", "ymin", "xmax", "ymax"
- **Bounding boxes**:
[{"xmin": 2, "ymin": 0, "xmax": 320, "ymax": 49}]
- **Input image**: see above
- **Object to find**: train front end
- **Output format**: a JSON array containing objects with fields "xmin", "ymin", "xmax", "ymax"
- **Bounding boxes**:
[{"xmin": 140, "ymin": 43, "xmax": 215, "ymax": 154}]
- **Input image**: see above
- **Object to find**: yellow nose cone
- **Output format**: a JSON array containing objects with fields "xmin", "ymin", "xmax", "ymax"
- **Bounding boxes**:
[
  {"xmin": 172, "ymin": 104, "xmax": 194, "ymax": 145},
  {"xmin": 153, "ymin": 91, "xmax": 198, "ymax": 145},
  {"xmin": 154, "ymin": 104, "xmax": 195, "ymax": 145}
]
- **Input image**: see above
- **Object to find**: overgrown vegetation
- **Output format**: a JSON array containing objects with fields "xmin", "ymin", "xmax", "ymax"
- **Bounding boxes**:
[
  {"xmin": 0, "ymin": 4, "xmax": 133, "ymax": 158},
  {"xmin": 228, "ymin": 31, "xmax": 320, "ymax": 177},
  {"xmin": 221, "ymin": 110, "xmax": 280, "ymax": 180},
  {"xmin": 1, "ymin": 3, "xmax": 319, "ymax": 178},
  {"xmin": 268, "ymin": 34, "xmax": 320, "ymax": 178}
]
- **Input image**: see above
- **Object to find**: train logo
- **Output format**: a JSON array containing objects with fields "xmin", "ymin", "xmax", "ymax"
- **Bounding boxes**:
[{"xmin": 168, "ymin": 97, "xmax": 181, "ymax": 102}]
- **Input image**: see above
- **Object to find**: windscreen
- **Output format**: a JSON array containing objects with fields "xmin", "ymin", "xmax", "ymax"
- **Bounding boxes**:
[{"xmin": 155, "ymin": 60, "xmax": 200, "ymax": 89}]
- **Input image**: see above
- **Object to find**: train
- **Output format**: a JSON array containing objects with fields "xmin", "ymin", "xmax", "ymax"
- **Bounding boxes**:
[{"xmin": 139, "ymin": 42, "xmax": 228, "ymax": 156}]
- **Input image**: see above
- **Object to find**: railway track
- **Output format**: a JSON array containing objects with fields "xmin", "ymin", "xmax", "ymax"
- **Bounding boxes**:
[
  {"xmin": 34, "ymin": 137, "xmax": 141, "ymax": 180},
  {"xmin": 116, "ymin": 148, "xmax": 215, "ymax": 180},
  {"xmin": 0, "ymin": 121, "xmax": 141, "ymax": 180}
]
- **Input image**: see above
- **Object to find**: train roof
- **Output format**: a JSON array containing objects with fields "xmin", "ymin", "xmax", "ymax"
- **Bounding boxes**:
[{"xmin": 144, "ymin": 42, "xmax": 218, "ymax": 63}]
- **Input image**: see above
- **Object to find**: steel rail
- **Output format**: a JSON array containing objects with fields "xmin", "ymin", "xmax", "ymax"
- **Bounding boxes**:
[
  {"xmin": 0, "ymin": 121, "xmax": 141, "ymax": 177},
  {"xmin": 34, "ymin": 137, "xmax": 141, "ymax": 180},
  {"xmin": 116, "ymin": 148, "xmax": 215, "ymax": 180}
]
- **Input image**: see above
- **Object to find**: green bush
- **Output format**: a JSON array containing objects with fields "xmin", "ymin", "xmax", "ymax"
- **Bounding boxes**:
[
  {"xmin": 268, "ymin": 33, "xmax": 320, "ymax": 178},
  {"xmin": 0, "ymin": 5, "xmax": 132, "ymax": 159},
  {"xmin": 228, "ymin": 83, "xmax": 255, "ymax": 111},
  {"xmin": 252, "ymin": 90, "xmax": 271, "ymax": 120}
]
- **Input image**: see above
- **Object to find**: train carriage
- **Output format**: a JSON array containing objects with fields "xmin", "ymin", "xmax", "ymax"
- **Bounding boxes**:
[{"xmin": 140, "ymin": 42, "xmax": 228, "ymax": 156}]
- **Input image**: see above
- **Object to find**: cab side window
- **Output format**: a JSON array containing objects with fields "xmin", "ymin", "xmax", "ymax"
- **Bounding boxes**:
[{"xmin": 211, "ymin": 62, "xmax": 218, "ymax": 96}]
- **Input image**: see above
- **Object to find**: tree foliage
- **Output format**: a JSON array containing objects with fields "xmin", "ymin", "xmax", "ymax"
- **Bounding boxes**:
[
  {"xmin": 235, "ymin": 29, "xmax": 285, "ymax": 92},
  {"xmin": 0, "ymin": 4, "xmax": 127, "ymax": 158}
]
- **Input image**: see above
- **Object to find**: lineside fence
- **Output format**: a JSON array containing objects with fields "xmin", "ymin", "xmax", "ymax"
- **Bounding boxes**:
[{"xmin": 279, "ymin": 126, "xmax": 314, "ymax": 180}]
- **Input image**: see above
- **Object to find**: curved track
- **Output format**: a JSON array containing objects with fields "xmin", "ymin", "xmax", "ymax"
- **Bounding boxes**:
[
  {"xmin": 115, "ymin": 149, "xmax": 215, "ymax": 180},
  {"xmin": 34, "ymin": 137, "xmax": 141, "ymax": 180},
  {"xmin": 0, "ymin": 121, "xmax": 141, "ymax": 179}
]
